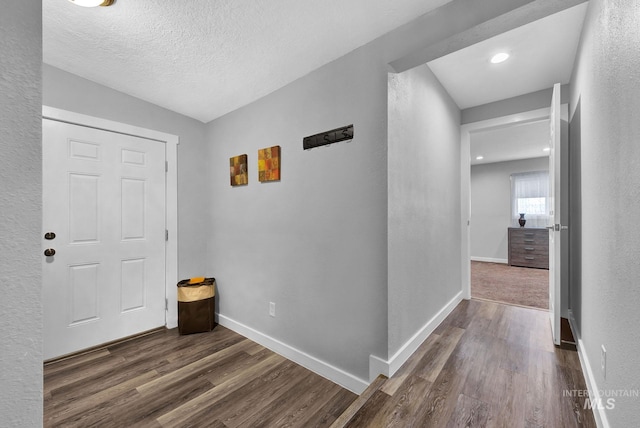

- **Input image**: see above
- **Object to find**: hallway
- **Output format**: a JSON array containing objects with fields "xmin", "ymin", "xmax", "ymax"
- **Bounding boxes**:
[{"xmin": 334, "ymin": 299, "xmax": 595, "ymax": 427}]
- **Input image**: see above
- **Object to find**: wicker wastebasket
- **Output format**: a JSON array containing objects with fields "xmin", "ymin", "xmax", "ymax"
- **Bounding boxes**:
[{"xmin": 177, "ymin": 277, "xmax": 216, "ymax": 335}]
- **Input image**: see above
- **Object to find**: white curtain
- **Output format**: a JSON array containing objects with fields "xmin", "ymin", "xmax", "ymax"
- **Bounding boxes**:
[{"xmin": 510, "ymin": 171, "xmax": 549, "ymax": 228}]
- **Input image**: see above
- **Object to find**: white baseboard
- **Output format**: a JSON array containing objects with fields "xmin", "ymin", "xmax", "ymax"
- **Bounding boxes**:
[
  {"xmin": 369, "ymin": 354, "xmax": 389, "ymax": 383},
  {"xmin": 217, "ymin": 314, "xmax": 369, "ymax": 395},
  {"xmin": 567, "ymin": 310, "xmax": 609, "ymax": 428},
  {"xmin": 470, "ymin": 257, "xmax": 508, "ymax": 264},
  {"xmin": 368, "ymin": 291, "xmax": 463, "ymax": 382}
]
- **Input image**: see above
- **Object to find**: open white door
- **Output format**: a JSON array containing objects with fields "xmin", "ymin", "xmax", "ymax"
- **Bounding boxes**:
[{"xmin": 548, "ymin": 83, "xmax": 563, "ymax": 346}]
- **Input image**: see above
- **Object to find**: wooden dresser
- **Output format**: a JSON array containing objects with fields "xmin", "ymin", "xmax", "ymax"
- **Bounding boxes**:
[{"xmin": 508, "ymin": 227, "xmax": 549, "ymax": 269}]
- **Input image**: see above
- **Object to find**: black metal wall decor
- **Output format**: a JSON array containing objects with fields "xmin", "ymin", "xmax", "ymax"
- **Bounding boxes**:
[{"xmin": 303, "ymin": 124, "xmax": 354, "ymax": 150}]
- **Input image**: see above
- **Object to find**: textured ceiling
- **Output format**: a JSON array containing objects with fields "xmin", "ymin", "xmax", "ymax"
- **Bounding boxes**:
[
  {"xmin": 428, "ymin": 3, "xmax": 588, "ymax": 109},
  {"xmin": 44, "ymin": 0, "xmax": 451, "ymax": 123}
]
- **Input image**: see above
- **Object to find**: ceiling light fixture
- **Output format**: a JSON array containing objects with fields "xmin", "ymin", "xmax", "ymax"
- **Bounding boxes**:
[
  {"xmin": 476, "ymin": 156, "xmax": 484, "ymax": 160},
  {"xmin": 490, "ymin": 52, "xmax": 510, "ymax": 64},
  {"xmin": 67, "ymin": 0, "xmax": 115, "ymax": 7},
  {"xmin": 543, "ymin": 147, "xmax": 551, "ymax": 152}
]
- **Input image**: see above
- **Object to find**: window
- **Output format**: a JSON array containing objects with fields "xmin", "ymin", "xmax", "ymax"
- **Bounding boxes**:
[{"xmin": 511, "ymin": 171, "xmax": 549, "ymax": 227}]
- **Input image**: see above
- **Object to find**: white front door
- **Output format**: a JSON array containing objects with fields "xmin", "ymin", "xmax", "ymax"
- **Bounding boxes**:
[
  {"xmin": 548, "ymin": 83, "xmax": 562, "ymax": 346},
  {"xmin": 43, "ymin": 119, "xmax": 166, "ymax": 360}
]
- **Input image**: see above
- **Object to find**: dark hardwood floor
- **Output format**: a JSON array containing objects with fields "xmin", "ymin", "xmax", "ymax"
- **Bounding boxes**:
[
  {"xmin": 45, "ymin": 299, "xmax": 596, "ymax": 427},
  {"xmin": 44, "ymin": 326, "xmax": 356, "ymax": 427},
  {"xmin": 334, "ymin": 299, "xmax": 596, "ymax": 428}
]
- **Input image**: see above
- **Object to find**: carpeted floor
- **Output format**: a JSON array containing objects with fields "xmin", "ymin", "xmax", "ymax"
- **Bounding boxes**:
[{"xmin": 471, "ymin": 261, "xmax": 549, "ymax": 310}]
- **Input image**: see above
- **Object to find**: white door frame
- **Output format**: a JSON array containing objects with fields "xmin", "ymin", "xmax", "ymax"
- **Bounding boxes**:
[
  {"xmin": 460, "ymin": 107, "xmax": 552, "ymax": 300},
  {"xmin": 42, "ymin": 106, "xmax": 180, "ymax": 329}
]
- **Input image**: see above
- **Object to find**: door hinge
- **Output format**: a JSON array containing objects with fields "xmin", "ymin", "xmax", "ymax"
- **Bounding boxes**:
[
  {"xmin": 165, "ymin": 161, "xmax": 168, "ymax": 172},
  {"xmin": 165, "ymin": 298, "xmax": 169, "ymax": 311},
  {"xmin": 165, "ymin": 229, "xmax": 169, "ymax": 241}
]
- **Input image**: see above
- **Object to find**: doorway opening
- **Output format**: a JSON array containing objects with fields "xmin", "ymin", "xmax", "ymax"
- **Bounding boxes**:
[
  {"xmin": 468, "ymin": 117, "xmax": 551, "ymax": 311},
  {"xmin": 463, "ymin": 109, "xmax": 549, "ymax": 311}
]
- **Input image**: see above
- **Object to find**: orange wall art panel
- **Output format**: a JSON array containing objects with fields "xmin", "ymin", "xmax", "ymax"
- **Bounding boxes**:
[
  {"xmin": 230, "ymin": 154, "xmax": 248, "ymax": 186},
  {"xmin": 258, "ymin": 145, "xmax": 280, "ymax": 182}
]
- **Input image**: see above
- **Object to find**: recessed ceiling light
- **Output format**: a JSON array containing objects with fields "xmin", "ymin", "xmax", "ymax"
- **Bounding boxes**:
[
  {"xmin": 67, "ymin": 0, "xmax": 115, "ymax": 7},
  {"xmin": 543, "ymin": 147, "xmax": 551, "ymax": 152},
  {"xmin": 476, "ymin": 156, "xmax": 484, "ymax": 160},
  {"xmin": 490, "ymin": 52, "xmax": 510, "ymax": 64}
]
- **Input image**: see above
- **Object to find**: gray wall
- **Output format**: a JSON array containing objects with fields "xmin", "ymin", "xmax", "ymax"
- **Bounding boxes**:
[
  {"xmin": 42, "ymin": 65, "xmax": 208, "ymax": 279},
  {"xmin": 204, "ymin": 0, "xmax": 531, "ymax": 384},
  {"xmin": 569, "ymin": 0, "xmax": 640, "ymax": 425},
  {"xmin": 205, "ymin": 41, "xmax": 389, "ymax": 382},
  {"xmin": 0, "ymin": 2, "xmax": 43, "ymax": 426},
  {"xmin": 387, "ymin": 64, "xmax": 461, "ymax": 355},
  {"xmin": 470, "ymin": 157, "xmax": 549, "ymax": 262}
]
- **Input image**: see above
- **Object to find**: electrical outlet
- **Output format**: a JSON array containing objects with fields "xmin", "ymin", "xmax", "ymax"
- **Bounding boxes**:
[
  {"xmin": 601, "ymin": 345, "xmax": 607, "ymax": 379},
  {"xmin": 269, "ymin": 302, "xmax": 276, "ymax": 317}
]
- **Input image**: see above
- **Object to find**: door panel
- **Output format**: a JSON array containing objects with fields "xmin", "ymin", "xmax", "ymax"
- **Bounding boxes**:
[
  {"xmin": 121, "ymin": 178, "xmax": 146, "ymax": 240},
  {"xmin": 121, "ymin": 258, "xmax": 146, "ymax": 312},
  {"xmin": 43, "ymin": 119, "xmax": 166, "ymax": 360},
  {"xmin": 69, "ymin": 263, "xmax": 100, "ymax": 324}
]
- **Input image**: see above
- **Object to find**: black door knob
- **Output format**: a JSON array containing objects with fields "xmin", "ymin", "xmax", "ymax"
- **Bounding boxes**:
[{"xmin": 44, "ymin": 248, "xmax": 56, "ymax": 257}]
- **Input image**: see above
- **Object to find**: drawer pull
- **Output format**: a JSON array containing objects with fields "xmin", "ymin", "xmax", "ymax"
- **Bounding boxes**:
[
  {"xmin": 524, "ymin": 247, "xmax": 535, "ymax": 251},
  {"xmin": 524, "ymin": 239, "xmax": 534, "ymax": 243},
  {"xmin": 525, "ymin": 256, "xmax": 535, "ymax": 260}
]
